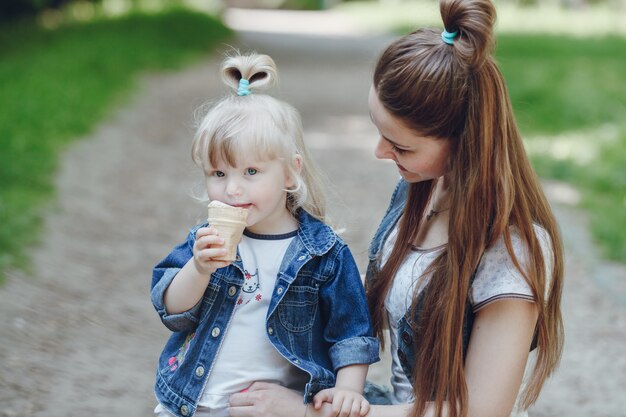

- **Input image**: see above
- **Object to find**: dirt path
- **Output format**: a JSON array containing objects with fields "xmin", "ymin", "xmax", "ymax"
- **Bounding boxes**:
[{"xmin": 1, "ymin": 11, "xmax": 625, "ymax": 417}]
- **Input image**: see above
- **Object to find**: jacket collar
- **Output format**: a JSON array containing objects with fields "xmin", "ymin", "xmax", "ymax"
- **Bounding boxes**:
[
  {"xmin": 368, "ymin": 179, "xmax": 409, "ymax": 259},
  {"xmin": 295, "ymin": 209, "xmax": 337, "ymax": 256}
]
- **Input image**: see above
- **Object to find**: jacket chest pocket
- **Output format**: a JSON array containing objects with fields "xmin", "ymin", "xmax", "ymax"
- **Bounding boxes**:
[
  {"xmin": 199, "ymin": 281, "xmax": 222, "ymax": 322},
  {"xmin": 277, "ymin": 285, "xmax": 319, "ymax": 332}
]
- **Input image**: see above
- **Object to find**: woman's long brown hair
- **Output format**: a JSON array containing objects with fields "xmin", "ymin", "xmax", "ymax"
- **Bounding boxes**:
[{"xmin": 367, "ymin": 0, "xmax": 564, "ymax": 416}]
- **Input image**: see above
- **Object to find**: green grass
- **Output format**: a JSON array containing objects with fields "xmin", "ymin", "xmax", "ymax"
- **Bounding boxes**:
[
  {"xmin": 495, "ymin": 35, "xmax": 626, "ymax": 261},
  {"xmin": 338, "ymin": 2, "xmax": 626, "ymax": 263},
  {"xmin": 0, "ymin": 9, "xmax": 232, "ymax": 281},
  {"xmin": 496, "ymin": 35, "xmax": 626, "ymax": 134},
  {"xmin": 336, "ymin": 1, "xmax": 626, "ymax": 37}
]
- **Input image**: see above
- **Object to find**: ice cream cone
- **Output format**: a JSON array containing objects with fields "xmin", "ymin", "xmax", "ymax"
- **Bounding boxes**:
[{"xmin": 207, "ymin": 201, "xmax": 249, "ymax": 261}]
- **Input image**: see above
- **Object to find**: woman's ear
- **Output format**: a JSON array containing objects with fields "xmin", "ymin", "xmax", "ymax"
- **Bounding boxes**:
[{"xmin": 285, "ymin": 155, "xmax": 303, "ymax": 188}]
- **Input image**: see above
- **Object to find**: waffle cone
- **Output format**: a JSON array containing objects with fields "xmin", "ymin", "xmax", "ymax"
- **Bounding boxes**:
[{"xmin": 207, "ymin": 202, "xmax": 249, "ymax": 261}]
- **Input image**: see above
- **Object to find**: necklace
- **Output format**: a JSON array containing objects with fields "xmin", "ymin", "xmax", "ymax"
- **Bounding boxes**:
[
  {"xmin": 425, "ymin": 176, "xmax": 451, "ymax": 221},
  {"xmin": 425, "ymin": 207, "xmax": 450, "ymax": 221}
]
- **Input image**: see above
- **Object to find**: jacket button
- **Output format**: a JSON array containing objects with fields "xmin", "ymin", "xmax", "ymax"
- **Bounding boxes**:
[
  {"xmin": 402, "ymin": 331, "xmax": 411, "ymax": 345},
  {"xmin": 228, "ymin": 286, "xmax": 236, "ymax": 297},
  {"xmin": 211, "ymin": 327, "xmax": 221, "ymax": 338},
  {"xmin": 298, "ymin": 255, "xmax": 306, "ymax": 261},
  {"xmin": 294, "ymin": 359, "xmax": 300, "ymax": 364},
  {"xmin": 195, "ymin": 366, "xmax": 205, "ymax": 377},
  {"xmin": 268, "ymin": 327, "xmax": 274, "ymax": 335},
  {"xmin": 180, "ymin": 405, "xmax": 189, "ymax": 416},
  {"xmin": 276, "ymin": 287, "xmax": 283, "ymax": 294},
  {"xmin": 398, "ymin": 350, "xmax": 406, "ymax": 362}
]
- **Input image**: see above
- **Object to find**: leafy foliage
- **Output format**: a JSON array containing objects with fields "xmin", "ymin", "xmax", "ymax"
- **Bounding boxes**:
[{"xmin": 0, "ymin": 10, "xmax": 232, "ymax": 280}]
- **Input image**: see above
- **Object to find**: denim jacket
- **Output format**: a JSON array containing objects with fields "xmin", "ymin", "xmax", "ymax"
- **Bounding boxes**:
[
  {"xmin": 151, "ymin": 209, "xmax": 380, "ymax": 417},
  {"xmin": 364, "ymin": 180, "xmax": 475, "ymax": 385}
]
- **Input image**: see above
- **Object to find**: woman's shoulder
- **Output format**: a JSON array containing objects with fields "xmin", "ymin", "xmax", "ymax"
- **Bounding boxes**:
[
  {"xmin": 489, "ymin": 224, "xmax": 552, "ymax": 257},
  {"xmin": 470, "ymin": 224, "xmax": 553, "ymax": 312}
]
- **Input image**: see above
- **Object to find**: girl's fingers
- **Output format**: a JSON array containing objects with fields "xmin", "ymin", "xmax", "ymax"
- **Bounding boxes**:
[
  {"xmin": 360, "ymin": 400, "xmax": 370, "ymax": 417},
  {"xmin": 350, "ymin": 400, "xmax": 361, "ymax": 417},
  {"xmin": 338, "ymin": 400, "xmax": 349, "ymax": 417},
  {"xmin": 195, "ymin": 234, "xmax": 224, "ymax": 250},
  {"xmin": 196, "ymin": 247, "xmax": 227, "ymax": 259},
  {"xmin": 205, "ymin": 226, "xmax": 220, "ymax": 235},
  {"xmin": 339, "ymin": 398, "xmax": 352, "ymax": 417},
  {"xmin": 331, "ymin": 395, "xmax": 344, "ymax": 416},
  {"xmin": 313, "ymin": 389, "xmax": 332, "ymax": 410}
]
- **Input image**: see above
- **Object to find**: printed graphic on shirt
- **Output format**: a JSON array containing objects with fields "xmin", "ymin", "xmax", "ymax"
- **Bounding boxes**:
[
  {"xmin": 168, "ymin": 332, "xmax": 195, "ymax": 372},
  {"xmin": 238, "ymin": 269, "xmax": 261, "ymax": 305}
]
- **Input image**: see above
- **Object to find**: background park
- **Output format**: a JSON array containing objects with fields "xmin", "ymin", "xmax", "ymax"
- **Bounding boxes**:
[{"xmin": 0, "ymin": 0, "xmax": 625, "ymax": 415}]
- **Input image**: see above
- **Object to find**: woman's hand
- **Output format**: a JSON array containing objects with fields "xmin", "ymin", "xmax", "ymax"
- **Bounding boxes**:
[
  {"xmin": 313, "ymin": 387, "xmax": 370, "ymax": 417},
  {"xmin": 228, "ymin": 382, "xmax": 309, "ymax": 417},
  {"xmin": 193, "ymin": 227, "xmax": 230, "ymax": 275}
]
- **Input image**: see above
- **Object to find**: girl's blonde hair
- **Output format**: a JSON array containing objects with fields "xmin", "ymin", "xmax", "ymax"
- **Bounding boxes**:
[
  {"xmin": 367, "ymin": 0, "xmax": 563, "ymax": 416},
  {"xmin": 191, "ymin": 53, "xmax": 326, "ymax": 222}
]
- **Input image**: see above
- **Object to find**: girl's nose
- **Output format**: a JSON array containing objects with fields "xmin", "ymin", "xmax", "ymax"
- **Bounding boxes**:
[{"xmin": 225, "ymin": 178, "xmax": 242, "ymax": 197}]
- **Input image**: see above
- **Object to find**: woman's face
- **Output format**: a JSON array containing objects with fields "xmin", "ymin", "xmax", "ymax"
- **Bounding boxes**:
[{"xmin": 368, "ymin": 86, "xmax": 452, "ymax": 183}]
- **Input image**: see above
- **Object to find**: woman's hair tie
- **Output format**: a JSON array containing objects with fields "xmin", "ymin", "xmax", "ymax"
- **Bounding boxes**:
[
  {"xmin": 441, "ymin": 29, "xmax": 458, "ymax": 45},
  {"xmin": 237, "ymin": 78, "xmax": 251, "ymax": 96}
]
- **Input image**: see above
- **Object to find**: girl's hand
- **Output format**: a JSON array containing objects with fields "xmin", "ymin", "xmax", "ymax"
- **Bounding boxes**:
[
  {"xmin": 192, "ymin": 227, "xmax": 230, "ymax": 275},
  {"xmin": 313, "ymin": 388, "xmax": 370, "ymax": 417}
]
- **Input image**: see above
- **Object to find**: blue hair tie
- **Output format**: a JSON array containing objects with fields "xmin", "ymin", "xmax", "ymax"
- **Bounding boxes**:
[
  {"xmin": 237, "ymin": 78, "xmax": 251, "ymax": 96},
  {"xmin": 441, "ymin": 29, "xmax": 458, "ymax": 45}
]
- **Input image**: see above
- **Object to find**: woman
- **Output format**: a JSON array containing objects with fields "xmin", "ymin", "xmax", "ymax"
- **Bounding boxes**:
[{"xmin": 229, "ymin": 0, "xmax": 563, "ymax": 416}]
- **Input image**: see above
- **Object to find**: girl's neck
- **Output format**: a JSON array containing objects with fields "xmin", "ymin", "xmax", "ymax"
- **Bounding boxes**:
[{"xmin": 246, "ymin": 208, "xmax": 299, "ymax": 236}]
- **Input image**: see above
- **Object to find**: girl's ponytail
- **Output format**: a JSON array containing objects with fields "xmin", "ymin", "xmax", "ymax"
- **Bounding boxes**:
[{"xmin": 221, "ymin": 54, "xmax": 278, "ymax": 94}]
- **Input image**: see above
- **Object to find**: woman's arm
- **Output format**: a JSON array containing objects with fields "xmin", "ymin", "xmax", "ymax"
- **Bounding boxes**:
[
  {"xmin": 463, "ymin": 298, "xmax": 538, "ymax": 417},
  {"xmin": 368, "ymin": 298, "xmax": 537, "ymax": 417},
  {"xmin": 362, "ymin": 404, "xmax": 414, "ymax": 417}
]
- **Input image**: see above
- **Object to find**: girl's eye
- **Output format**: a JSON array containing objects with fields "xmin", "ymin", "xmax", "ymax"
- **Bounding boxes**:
[
  {"xmin": 214, "ymin": 171, "xmax": 225, "ymax": 177},
  {"xmin": 246, "ymin": 168, "xmax": 258, "ymax": 175}
]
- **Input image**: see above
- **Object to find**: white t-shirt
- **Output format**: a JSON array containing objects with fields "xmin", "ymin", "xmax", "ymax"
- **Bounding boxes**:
[
  {"xmin": 197, "ymin": 229, "xmax": 308, "ymax": 416},
  {"xmin": 382, "ymin": 224, "xmax": 552, "ymax": 416}
]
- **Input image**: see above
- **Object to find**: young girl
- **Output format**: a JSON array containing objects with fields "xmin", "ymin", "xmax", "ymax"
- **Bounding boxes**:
[
  {"xmin": 150, "ymin": 53, "xmax": 379, "ymax": 417},
  {"xmin": 228, "ymin": 1, "xmax": 564, "ymax": 417}
]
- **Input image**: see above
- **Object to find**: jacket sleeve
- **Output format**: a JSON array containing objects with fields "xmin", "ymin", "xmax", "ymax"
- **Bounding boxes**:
[
  {"xmin": 150, "ymin": 226, "xmax": 204, "ymax": 332},
  {"xmin": 319, "ymin": 244, "xmax": 380, "ymax": 371}
]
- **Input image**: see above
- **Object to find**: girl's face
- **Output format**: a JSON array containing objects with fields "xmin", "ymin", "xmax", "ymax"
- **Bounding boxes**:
[
  {"xmin": 368, "ymin": 87, "xmax": 452, "ymax": 183},
  {"xmin": 206, "ymin": 157, "xmax": 297, "ymax": 235}
]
